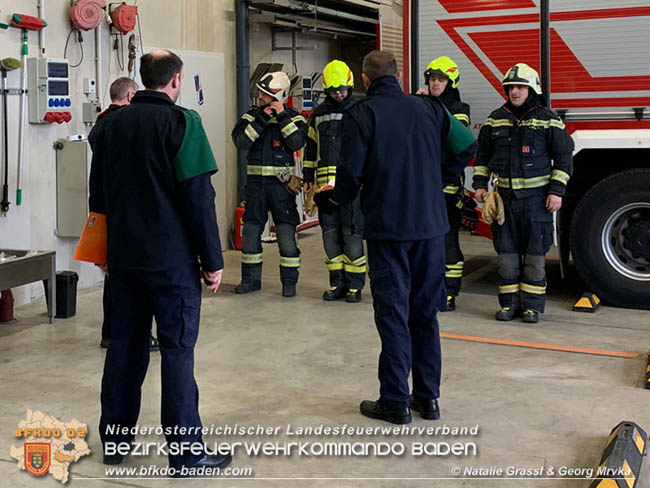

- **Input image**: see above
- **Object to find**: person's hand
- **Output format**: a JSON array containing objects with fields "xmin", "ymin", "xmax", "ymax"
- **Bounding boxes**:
[
  {"xmin": 269, "ymin": 101, "xmax": 284, "ymax": 115},
  {"xmin": 546, "ymin": 194, "xmax": 562, "ymax": 212},
  {"xmin": 96, "ymin": 263, "xmax": 108, "ymax": 274},
  {"xmin": 263, "ymin": 105, "xmax": 275, "ymax": 117},
  {"xmin": 202, "ymin": 269, "xmax": 223, "ymax": 293},
  {"xmin": 474, "ymin": 188, "xmax": 487, "ymax": 204},
  {"xmin": 314, "ymin": 189, "xmax": 339, "ymax": 214},
  {"xmin": 304, "ymin": 182, "xmax": 313, "ymax": 194},
  {"xmin": 416, "ymin": 87, "xmax": 429, "ymax": 95}
]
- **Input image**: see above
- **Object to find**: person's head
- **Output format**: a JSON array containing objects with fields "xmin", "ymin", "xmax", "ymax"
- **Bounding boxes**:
[
  {"xmin": 424, "ymin": 56, "xmax": 459, "ymax": 97},
  {"xmin": 256, "ymin": 71, "xmax": 291, "ymax": 106},
  {"xmin": 322, "ymin": 60, "xmax": 353, "ymax": 103},
  {"xmin": 109, "ymin": 77, "xmax": 139, "ymax": 105},
  {"xmin": 502, "ymin": 63, "xmax": 541, "ymax": 107},
  {"xmin": 139, "ymin": 50, "xmax": 184, "ymax": 103},
  {"xmin": 361, "ymin": 50, "xmax": 401, "ymax": 88}
]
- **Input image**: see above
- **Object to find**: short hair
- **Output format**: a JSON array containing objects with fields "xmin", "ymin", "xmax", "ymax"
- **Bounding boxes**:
[
  {"xmin": 362, "ymin": 50, "xmax": 398, "ymax": 81},
  {"xmin": 109, "ymin": 77, "xmax": 139, "ymax": 102},
  {"xmin": 139, "ymin": 50, "xmax": 184, "ymax": 90}
]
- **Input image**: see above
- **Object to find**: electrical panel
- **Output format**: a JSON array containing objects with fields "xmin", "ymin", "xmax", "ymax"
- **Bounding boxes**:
[{"xmin": 28, "ymin": 58, "xmax": 72, "ymax": 124}]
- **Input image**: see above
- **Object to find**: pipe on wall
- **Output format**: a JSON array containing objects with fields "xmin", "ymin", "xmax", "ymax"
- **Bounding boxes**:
[{"xmin": 236, "ymin": 0, "xmax": 250, "ymax": 204}]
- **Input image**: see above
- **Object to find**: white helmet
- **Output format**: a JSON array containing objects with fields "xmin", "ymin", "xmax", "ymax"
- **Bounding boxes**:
[
  {"xmin": 502, "ymin": 63, "xmax": 542, "ymax": 95},
  {"xmin": 256, "ymin": 71, "xmax": 291, "ymax": 104}
]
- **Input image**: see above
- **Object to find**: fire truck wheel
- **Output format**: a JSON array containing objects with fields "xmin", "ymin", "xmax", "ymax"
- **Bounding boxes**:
[{"xmin": 570, "ymin": 169, "xmax": 650, "ymax": 310}]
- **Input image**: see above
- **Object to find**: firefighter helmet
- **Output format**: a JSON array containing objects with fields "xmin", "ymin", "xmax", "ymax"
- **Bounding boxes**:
[
  {"xmin": 322, "ymin": 60, "xmax": 354, "ymax": 91},
  {"xmin": 424, "ymin": 56, "xmax": 460, "ymax": 88},
  {"xmin": 502, "ymin": 63, "xmax": 542, "ymax": 95},
  {"xmin": 257, "ymin": 71, "xmax": 291, "ymax": 104}
]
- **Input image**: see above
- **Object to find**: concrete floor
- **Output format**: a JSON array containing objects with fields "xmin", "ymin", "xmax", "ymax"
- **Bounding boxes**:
[{"xmin": 1, "ymin": 229, "xmax": 649, "ymax": 487}]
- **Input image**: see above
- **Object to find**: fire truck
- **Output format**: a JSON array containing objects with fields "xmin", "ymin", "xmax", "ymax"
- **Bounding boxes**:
[{"xmin": 404, "ymin": 0, "xmax": 650, "ymax": 309}]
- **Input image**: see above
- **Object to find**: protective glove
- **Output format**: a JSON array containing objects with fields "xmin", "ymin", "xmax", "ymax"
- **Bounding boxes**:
[
  {"xmin": 482, "ymin": 191, "xmax": 505, "ymax": 225},
  {"xmin": 313, "ymin": 189, "xmax": 339, "ymax": 214},
  {"xmin": 285, "ymin": 175, "xmax": 303, "ymax": 196},
  {"xmin": 304, "ymin": 184, "xmax": 318, "ymax": 217},
  {"xmin": 460, "ymin": 190, "xmax": 479, "ymax": 229}
]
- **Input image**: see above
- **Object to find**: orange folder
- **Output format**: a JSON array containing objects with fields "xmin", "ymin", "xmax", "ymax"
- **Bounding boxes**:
[{"xmin": 73, "ymin": 212, "xmax": 107, "ymax": 264}]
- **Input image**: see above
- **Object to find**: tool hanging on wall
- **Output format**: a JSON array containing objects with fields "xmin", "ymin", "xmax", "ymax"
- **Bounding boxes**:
[
  {"xmin": 127, "ymin": 34, "xmax": 137, "ymax": 76},
  {"xmin": 70, "ymin": 0, "xmax": 106, "ymax": 31},
  {"xmin": 10, "ymin": 14, "xmax": 47, "ymax": 207},
  {"xmin": 1, "ymin": 58, "xmax": 22, "ymax": 216},
  {"xmin": 109, "ymin": 2, "xmax": 138, "ymax": 34}
]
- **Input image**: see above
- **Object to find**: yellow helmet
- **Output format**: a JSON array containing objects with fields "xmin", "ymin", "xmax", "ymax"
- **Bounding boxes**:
[
  {"xmin": 322, "ymin": 60, "xmax": 354, "ymax": 91},
  {"xmin": 502, "ymin": 63, "xmax": 542, "ymax": 95},
  {"xmin": 424, "ymin": 56, "xmax": 460, "ymax": 89}
]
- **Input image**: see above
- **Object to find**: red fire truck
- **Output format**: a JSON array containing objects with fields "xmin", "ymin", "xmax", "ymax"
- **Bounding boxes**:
[{"xmin": 402, "ymin": 0, "xmax": 650, "ymax": 309}]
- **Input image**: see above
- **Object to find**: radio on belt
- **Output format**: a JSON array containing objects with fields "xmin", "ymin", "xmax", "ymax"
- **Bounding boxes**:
[{"xmin": 28, "ymin": 58, "xmax": 72, "ymax": 124}]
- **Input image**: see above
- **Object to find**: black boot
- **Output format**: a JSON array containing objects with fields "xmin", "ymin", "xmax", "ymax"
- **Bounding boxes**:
[
  {"xmin": 346, "ymin": 289, "xmax": 362, "ymax": 303},
  {"xmin": 495, "ymin": 306, "xmax": 521, "ymax": 321},
  {"xmin": 323, "ymin": 286, "xmax": 347, "ymax": 301},
  {"xmin": 444, "ymin": 295, "xmax": 456, "ymax": 312},
  {"xmin": 360, "ymin": 399, "xmax": 411, "ymax": 424},
  {"xmin": 282, "ymin": 281, "xmax": 296, "ymax": 297},
  {"xmin": 522, "ymin": 309, "xmax": 539, "ymax": 323},
  {"xmin": 235, "ymin": 280, "xmax": 261, "ymax": 294}
]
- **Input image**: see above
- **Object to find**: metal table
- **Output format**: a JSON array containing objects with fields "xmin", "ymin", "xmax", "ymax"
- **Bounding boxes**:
[{"xmin": 0, "ymin": 250, "xmax": 56, "ymax": 324}]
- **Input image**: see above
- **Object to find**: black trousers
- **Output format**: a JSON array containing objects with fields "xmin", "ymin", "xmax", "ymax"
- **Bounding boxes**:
[
  {"xmin": 366, "ymin": 237, "xmax": 446, "ymax": 409},
  {"xmin": 99, "ymin": 263, "xmax": 205, "ymax": 469},
  {"xmin": 492, "ymin": 192, "xmax": 553, "ymax": 312},
  {"xmin": 444, "ymin": 194, "xmax": 464, "ymax": 297}
]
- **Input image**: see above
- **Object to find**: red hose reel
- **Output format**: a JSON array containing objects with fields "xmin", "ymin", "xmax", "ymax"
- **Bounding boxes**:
[
  {"xmin": 70, "ymin": 0, "xmax": 106, "ymax": 31},
  {"xmin": 110, "ymin": 3, "xmax": 138, "ymax": 34}
]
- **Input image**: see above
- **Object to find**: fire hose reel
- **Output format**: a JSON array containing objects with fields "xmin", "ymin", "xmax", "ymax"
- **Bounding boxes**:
[{"xmin": 70, "ymin": 0, "xmax": 106, "ymax": 31}]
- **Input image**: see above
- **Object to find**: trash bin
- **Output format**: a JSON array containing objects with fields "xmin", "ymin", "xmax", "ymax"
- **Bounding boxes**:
[{"xmin": 55, "ymin": 271, "xmax": 78, "ymax": 318}]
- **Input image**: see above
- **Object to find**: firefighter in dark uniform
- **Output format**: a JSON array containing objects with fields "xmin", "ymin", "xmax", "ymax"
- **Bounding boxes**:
[
  {"xmin": 473, "ymin": 63, "xmax": 574, "ymax": 323},
  {"xmin": 304, "ymin": 60, "xmax": 366, "ymax": 303},
  {"xmin": 89, "ymin": 77, "xmax": 159, "ymax": 351},
  {"xmin": 316, "ymin": 51, "xmax": 476, "ymax": 424},
  {"xmin": 419, "ymin": 57, "xmax": 471, "ymax": 311},
  {"xmin": 90, "ymin": 50, "xmax": 231, "ymax": 474},
  {"xmin": 232, "ymin": 71, "xmax": 309, "ymax": 297}
]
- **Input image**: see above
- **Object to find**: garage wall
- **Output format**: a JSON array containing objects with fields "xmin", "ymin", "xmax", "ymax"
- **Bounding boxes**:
[{"xmin": 0, "ymin": 0, "xmax": 339, "ymax": 307}]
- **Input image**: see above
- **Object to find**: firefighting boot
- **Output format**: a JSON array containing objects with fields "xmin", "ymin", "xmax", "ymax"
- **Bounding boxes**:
[
  {"xmin": 323, "ymin": 286, "xmax": 347, "ymax": 301},
  {"xmin": 444, "ymin": 296, "xmax": 456, "ymax": 312},
  {"xmin": 495, "ymin": 306, "xmax": 521, "ymax": 321},
  {"xmin": 522, "ymin": 310, "xmax": 539, "ymax": 323},
  {"xmin": 346, "ymin": 289, "xmax": 362, "ymax": 303},
  {"xmin": 235, "ymin": 280, "xmax": 261, "ymax": 294},
  {"xmin": 282, "ymin": 281, "xmax": 296, "ymax": 298}
]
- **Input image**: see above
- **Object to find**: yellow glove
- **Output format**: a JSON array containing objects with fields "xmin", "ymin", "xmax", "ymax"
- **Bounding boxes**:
[
  {"xmin": 482, "ymin": 191, "xmax": 505, "ymax": 225},
  {"xmin": 304, "ymin": 184, "xmax": 318, "ymax": 217},
  {"xmin": 285, "ymin": 175, "xmax": 303, "ymax": 196}
]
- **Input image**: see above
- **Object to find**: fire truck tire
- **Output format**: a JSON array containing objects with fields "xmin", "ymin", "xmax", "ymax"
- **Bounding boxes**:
[{"xmin": 570, "ymin": 169, "xmax": 650, "ymax": 310}]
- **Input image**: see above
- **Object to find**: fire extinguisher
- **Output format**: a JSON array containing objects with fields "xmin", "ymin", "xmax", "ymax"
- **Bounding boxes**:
[{"xmin": 234, "ymin": 206, "xmax": 245, "ymax": 250}]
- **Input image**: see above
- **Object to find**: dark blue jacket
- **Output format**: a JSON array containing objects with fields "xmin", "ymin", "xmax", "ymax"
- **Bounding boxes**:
[
  {"xmin": 333, "ymin": 76, "xmax": 477, "ymax": 241},
  {"xmin": 88, "ymin": 91, "xmax": 223, "ymax": 272}
]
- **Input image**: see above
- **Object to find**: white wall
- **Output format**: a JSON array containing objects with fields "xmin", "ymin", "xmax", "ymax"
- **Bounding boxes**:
[{"xmin": 0, "ymin": 0, "xmax": 337, "ymax": 307}]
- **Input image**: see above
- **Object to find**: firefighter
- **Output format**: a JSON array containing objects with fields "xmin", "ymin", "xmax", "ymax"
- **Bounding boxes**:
[
  {"xmin": 232, "ymin": 72, "xmax": 309, "ymax": 297},
  {"xmin": 419, "ymin": 56, "xmax": 471, "ymax": 311},
  {"xmin": 473, "ymin": 63, "xmax": 574, "ymax": 323},
  {"xmin": 304, "ymin": 60, "xmax": 366, "ymax": 303}
]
